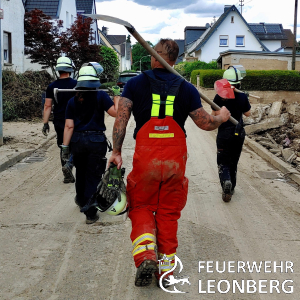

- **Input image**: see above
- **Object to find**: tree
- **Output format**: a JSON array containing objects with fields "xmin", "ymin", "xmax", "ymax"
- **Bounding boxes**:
[
  {"xmin": 59, "ymin": 16, "xmax": 102, "ymax": 77},
  {"xmin": 131, "ymin": 41, "xmax": 153, "ymax": 71},
  {"xmin": 24, "ymin": 10, "xmax": 102, "ymax": 78},
  {"xmin": 24, "ymin": 9, "xmax": 63, "ymax": 77},
  {"xmin": 99, "ymin": 46, "xmax": 120, "ymax": 82}
]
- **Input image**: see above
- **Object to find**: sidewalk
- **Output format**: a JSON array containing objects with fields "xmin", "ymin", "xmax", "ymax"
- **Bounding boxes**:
[{"xmin": 0, "ymin": 121, "xmax": 56, "ymax": 172}]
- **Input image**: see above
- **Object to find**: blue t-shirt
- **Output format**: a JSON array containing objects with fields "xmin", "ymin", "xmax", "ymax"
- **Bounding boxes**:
[
  {"xmin": 65, "ymin": 91, "xmax": 114, "ymax": 132},
  {"xmin": 46, "ymin": 78, "xmax": 77, "ymax": 121},
  {"xmin": 212, "ymin": 92, "xmax": 251, "ymax": 130},
  {"xmin": 122, "ymin": 68, "xmax": 202, "ymax": 138}
]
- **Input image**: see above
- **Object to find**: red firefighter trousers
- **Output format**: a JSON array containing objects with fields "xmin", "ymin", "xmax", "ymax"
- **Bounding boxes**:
[{"xmin": 127, "ymin": 116, "xmax": 188, "ymax": 268}]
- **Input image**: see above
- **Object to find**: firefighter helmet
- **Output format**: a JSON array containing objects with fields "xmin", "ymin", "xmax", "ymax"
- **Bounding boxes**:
[{"xmin": 55, "ymin": 56, "xmax": 74, "ymax": 73}]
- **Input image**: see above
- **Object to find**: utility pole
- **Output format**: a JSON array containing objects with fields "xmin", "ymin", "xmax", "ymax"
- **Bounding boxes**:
[
  {"xmin": 239, "ymin": 0, "xmax": 244, "ymax": 15},
  {"xmin": 0, "ymin": 2, "xmax": 3, "ymax": 146},
  {"xmin": 292, "ymin": 0, "xmax": 298, "ymax": 70}
]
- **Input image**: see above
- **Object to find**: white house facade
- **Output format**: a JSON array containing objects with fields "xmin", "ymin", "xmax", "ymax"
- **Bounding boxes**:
[
  {"xmin": 184, "ymin": 5, "xmax": 269, "ymax": 63},
  {"xmin": 1, "ymin": 0, "xmax": 25, "ymax": 73}
]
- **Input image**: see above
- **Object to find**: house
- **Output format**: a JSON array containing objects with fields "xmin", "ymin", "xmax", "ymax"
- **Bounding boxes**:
[
  {"xmin": 275, "ymin": 29, "xmax": 297, "ymax": 53},
  {"xmin": 25, "ymin": 0, "xmax": 77, "ymax": 31},
  {"xmin": 248, "ymin": 23, "xmax": 287, "ymax": 51},
  {"xmin": 76, "ymin": 0, "xmax": 99, "ymax": 44},
  {"xmin": 104, "ymin": 28, "xmax": 132, "ymax": 72},
  {"xmin": 1, "ymin": 0, "xmax": 26, "ymax": 72},
  {"xmin": 183, "ymin": 5, "xmax": 270, "ymax": 63}
]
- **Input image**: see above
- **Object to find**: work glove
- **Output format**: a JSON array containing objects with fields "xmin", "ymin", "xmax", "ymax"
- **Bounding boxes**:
[
  {"xmin": 244, "ymin": 91, "xmax": 249, "ymax": 98},
  {"xmin": 42, "ymin": 123, "xmax": 50, "ymax": 136},
  {"xmin": 111, "ymin": 86, "xmax": 120, "ymax": 96},
  {"xmin": 99, "ymin": 163, "xmax": 126, "ymax": 205},
  {"xmin": 61, "ymin": 145, "xmax": 70, "ymax": 163}
]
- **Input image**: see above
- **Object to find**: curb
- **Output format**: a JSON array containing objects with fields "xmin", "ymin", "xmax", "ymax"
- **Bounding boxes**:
[
  {"xmin": 244, "ymin": 136, "xmax": 300, "ymax": 186},
  {"xmin": 0, "ymin": 133, "xmax": 56, "ymax": 173}
]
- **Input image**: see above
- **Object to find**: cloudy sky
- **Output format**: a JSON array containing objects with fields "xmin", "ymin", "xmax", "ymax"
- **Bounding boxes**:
[{"xmin": 95, "ymin": 0, "xmax": 299, "ymax": 45}]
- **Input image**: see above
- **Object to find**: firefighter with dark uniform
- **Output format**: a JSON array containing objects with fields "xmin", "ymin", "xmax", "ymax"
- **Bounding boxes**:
[
  {"xmin": 108, "ymin": 39, "xmax": 230, "ymax": 288},
  {"xmin": 43, "ymin": 56, "xmax": 77, "ymax": 183},
  {"xmin": 62, "ymin": 63, "xmax": 119, "ymax": 224},
  {"xmin": 211, "ymin": 66, "xmax": 251, "ymax": 202}
]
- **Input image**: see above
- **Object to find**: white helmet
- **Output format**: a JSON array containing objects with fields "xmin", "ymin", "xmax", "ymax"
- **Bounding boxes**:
[
  {"xmin": 75, "ymin": 62, "xmax": 104, "ymax": 89},
  {"xmin": 55, "ymin": 56, "xmax": 74, "ymax": 73}
]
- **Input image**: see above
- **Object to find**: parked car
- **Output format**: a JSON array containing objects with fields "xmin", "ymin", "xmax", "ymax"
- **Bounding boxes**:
[{"xmin": 117, "ymin": 72, "xmax": 139, "ymax": 88}]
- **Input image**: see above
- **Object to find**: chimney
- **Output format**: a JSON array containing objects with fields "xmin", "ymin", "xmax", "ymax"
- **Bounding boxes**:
[
  {"xmin": 102, "ymin": 26, "xmax": 108, "ymax": 36},
  {"xmin": 224, "ymin": 5, "xmax": 231, "ymax": 13}
]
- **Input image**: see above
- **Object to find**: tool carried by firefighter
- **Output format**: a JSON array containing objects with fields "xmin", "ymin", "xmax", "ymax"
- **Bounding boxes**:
[
  {"xmin": 81, "ymin": 163, "xmax": 127, "ymax": 216},
  {"xmin": 83, "ymin": 13, "xmax": 240, "ymax": 126}
]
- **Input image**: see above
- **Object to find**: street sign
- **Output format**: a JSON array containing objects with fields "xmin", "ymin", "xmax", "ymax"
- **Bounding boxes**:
[{"xmin": 0, "ymin": 9, "xmax": 3, "ymax": 19}]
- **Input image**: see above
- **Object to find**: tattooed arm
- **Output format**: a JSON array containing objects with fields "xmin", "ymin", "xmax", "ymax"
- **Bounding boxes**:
[
  {"xmin": 189, "ymin": 107, "xmax": 230, "ymax": 131},
  {"xmin": 108, "ymin": 97, "xmax": 133, "ymax": 169}
]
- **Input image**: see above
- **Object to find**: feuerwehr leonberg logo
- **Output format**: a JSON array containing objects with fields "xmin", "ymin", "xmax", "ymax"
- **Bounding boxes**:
[{"xmin": 158, "ymin": 254, "xmax": 191, "ymax": 293}]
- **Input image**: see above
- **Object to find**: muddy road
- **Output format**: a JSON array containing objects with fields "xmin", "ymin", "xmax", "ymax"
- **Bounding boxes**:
[{"xmin": 0, "ymin": 114, "xmax": 299, "ymax": 300}]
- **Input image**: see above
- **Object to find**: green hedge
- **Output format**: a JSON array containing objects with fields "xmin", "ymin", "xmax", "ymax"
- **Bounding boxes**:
[
  {"xmin": 99, "ymin": 82, "xmax": 116, "ymax": 89},
  {"xmin": 175, "ymin": 61, "xmax": 218, "ymax": 79},
  {"xmin": 191, "ymin": 69, "xmax": 300, "ymax": 91}
]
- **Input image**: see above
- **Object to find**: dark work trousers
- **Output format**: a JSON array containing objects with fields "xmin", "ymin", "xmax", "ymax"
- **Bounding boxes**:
[
  {"xmin": 216, "ymin": 127, "xmax": 245, "ymax": 191},
  {"xmin": 53, "ymin": 120, "xmax": 73, "ymax": 167},
  {"xmin": 70, "ymin": 131, "xmax": 107, "ymax": 217}
]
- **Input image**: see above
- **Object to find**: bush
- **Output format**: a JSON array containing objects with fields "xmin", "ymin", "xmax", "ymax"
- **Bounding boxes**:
[
  {"xmin": 3, "ymin": 70, "xmax": 53, "ymax": 121},
  {"xmin": 175, "ymin": 60, "xmax": 218, "ymax": 79},
  {"xmin": 191, "ymin": 69, "xmax": 300, "ymax": 91},
  {"xmin": 99, "ymin": 82, "xmax": 116, "ymax": 89}
]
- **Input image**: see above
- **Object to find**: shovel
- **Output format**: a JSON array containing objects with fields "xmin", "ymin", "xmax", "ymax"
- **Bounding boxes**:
[
  {"xmin": 84, "ymin": 14, "xmax": 239, "ymax": 126},
  {"xmin": 214, "ymin": 79, "xmax": 260, "ymax": 100}
]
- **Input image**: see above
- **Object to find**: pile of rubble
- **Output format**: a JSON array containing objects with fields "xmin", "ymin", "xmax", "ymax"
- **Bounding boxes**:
[{"xmin": 245, "ymin": 101, "xmax": 300, "ymax": 171}]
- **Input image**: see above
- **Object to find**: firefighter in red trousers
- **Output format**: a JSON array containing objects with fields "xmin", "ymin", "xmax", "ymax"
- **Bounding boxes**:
[{"xmin": 108, "ymin": 38, "xmax": 230, "ymax": 288}]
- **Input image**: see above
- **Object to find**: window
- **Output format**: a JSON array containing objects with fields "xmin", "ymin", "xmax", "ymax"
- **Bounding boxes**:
[
  {"xmin": 3, "ymin": 32, "xmax": 12, "ymax": 64},
  {"xmin": 236, "ymin": 36, "xmax": 245, "ymax": 46},
  {"xmin": 219, "ymin": 35, "xmax": 228, "ymax": 47},
  {"xmin": 71, "ymin": 14, "xmax": 74, "ymax": 24},
  {"xmin": 231, "ymin": 16, "xmax": 234, "ymax": 23}
]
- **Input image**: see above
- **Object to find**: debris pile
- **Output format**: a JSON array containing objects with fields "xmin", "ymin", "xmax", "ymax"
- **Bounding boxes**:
[{"xmin": 246, "ymin": 101, "xmax": 300, "ymax": 171}]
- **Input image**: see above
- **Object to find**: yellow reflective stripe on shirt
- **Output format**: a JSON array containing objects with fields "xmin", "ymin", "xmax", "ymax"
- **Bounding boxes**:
[
  {"xmin": 149, "ymin": 133, "xmax": 174, "ymax": 138},
  {"xmin": 132, "ymin": 243, "xmax": 156, "ymax": 256},
  {"xmin": 132, "ymin": 233, "xmax": 156, "ymax": 249},
  {"xmin": 165, "ymin": 95, "xmax": 175, "ymax": 117},
  {"xmin": 151, "ymin": 94, "xmax": 161, "ymax": 117}
]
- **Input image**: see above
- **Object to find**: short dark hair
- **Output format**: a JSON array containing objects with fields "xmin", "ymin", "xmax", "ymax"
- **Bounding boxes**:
[{"xmin": 157, "ymin": 39, "xmax": 179, "ymax": 62}]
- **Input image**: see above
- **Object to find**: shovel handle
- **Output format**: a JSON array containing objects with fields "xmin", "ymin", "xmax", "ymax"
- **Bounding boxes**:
[
  {"xmin": 235, "ymin": 88, "xmax": 260, "ymax": 99},
  {"xmin": 128, "ymin": 28, "xmax": 239, "ymax": 126}
]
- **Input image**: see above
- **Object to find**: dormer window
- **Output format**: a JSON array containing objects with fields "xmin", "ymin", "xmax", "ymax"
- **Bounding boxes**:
[
  {"xmin": 220, "ymin": 35, "xmax": 229, "ymax": 47},
  {"xmin": 231, "ymin": 16, "xmax": 234, "ymax": 23}
]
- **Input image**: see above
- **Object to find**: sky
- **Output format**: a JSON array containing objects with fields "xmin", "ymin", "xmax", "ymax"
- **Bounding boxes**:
[{"xmin": 95, "ymin": 0, "xmax": 300, "ymax": 45}]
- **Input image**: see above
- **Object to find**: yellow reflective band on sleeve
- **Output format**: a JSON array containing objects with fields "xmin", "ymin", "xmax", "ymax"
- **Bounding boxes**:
[
  {"xmin": 132, "ymin": 243, "xmax": 156, "ymax": 257},
  {"xmin": 151, "ymin": 94, "xmax": 161, "ymax": 117},
  {"xmin": 165, "ymin": 95, "xmax": 175, "ymax": 117},
  {"xmin": 132, "ymin": 233, "xmax": 156, "ymax": 249},
  {"xmin": 149, "ymin": 133, "xmax": 174, "ymax": 138}
]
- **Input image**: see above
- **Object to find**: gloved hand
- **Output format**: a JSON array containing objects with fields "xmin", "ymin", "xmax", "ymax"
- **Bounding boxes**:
[
  {"xmin": 61, "ymin": 145, "xmax": 70, "ymax": 163},
  {"xmin": 98, "ymin": 163, "xmax": 126, "ymax": 205},
  {"xmin": 244, "ymin": 91, "xmax": 249, "ymax": 98},
  {"xmin": 42, "ymin": 123, "xmax": 50, "ymax": 136},
  {"xmin": 111, "ymin": 85, "xmax": 120, "ymax": 96}
]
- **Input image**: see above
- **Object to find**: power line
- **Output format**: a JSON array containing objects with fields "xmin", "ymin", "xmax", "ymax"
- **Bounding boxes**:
[{"xmin": 239, "ymin": 0, "xmax": 245, "ymax": 15}]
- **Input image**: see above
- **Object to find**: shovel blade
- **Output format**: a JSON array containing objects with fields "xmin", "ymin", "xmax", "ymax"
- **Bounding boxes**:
[
  {"xmin": 214, "ymin": 79, "xmax": 235, "ymax": 99},
  {"xmin": 83, "ymin": 14, "xmax": 133, "ymax": 28}
]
